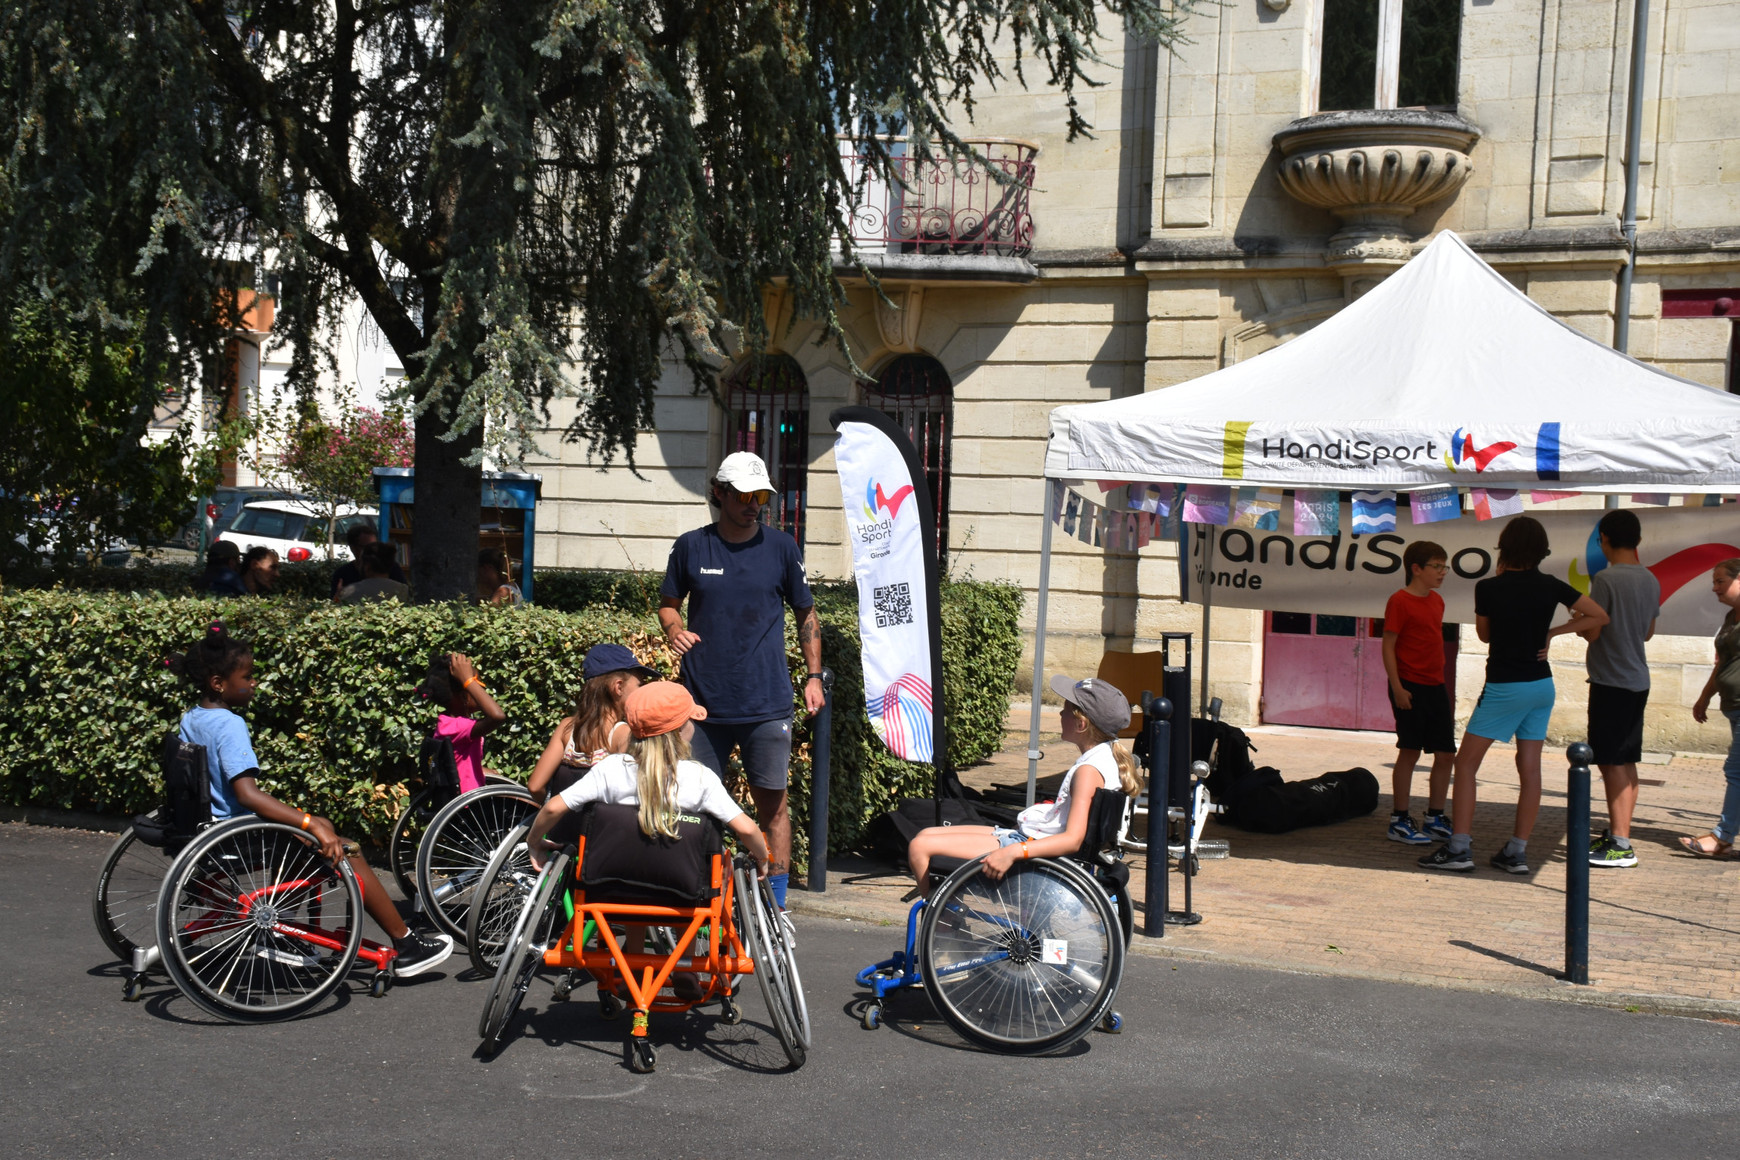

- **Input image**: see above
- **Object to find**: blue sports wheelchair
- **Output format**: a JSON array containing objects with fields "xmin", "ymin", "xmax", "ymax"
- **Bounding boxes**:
[{"xmin": 856, "ymin": 787, "xmax": 1135, "ymax": 1053}]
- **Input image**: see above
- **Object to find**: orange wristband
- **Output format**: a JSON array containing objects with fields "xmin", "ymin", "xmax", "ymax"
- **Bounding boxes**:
[
  {"xmin": 463, "ymin": 676, "xmax": 483, "ymax": 691},
  {"xmin": 300, "ymin": 814, "xmax": 312, "ymax": 831},
  {"xmin": 1020, "ymin": 841, "xmax": 1031, "ymax": 859}
]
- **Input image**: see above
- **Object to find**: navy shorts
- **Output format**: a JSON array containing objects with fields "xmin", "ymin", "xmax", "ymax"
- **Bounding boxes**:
[{"xmin": 690, "ymin": 716, "xmax": 795, "ymax": 791}]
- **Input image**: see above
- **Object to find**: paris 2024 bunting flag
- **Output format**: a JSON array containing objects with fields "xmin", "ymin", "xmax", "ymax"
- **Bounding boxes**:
[{"xmin": 831, "ymin": 407, "xmax": 945, "ymax": 764}]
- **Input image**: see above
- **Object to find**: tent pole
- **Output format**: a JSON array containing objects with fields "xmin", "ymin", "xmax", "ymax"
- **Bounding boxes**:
[
  {"xmin": 1025, "ymin": 478, "xmax": 1059, "ymax": 808},
  {"xmin": 1199, "ymin": 525, "xmax": 1216, "ymax": 716},
  {"xmin": 1613, "ymin": 0, "xmax": 1649, "ymax": 357}
]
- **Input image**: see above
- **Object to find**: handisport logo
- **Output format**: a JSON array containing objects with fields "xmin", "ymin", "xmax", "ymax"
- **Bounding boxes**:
[
  {"xmin": 1569, "ymin": 519, "xmax": 1740, "ymax": 601},
  {"xmin": 872, "ymin": 673, "xmax": 934, "ymax": 761},
  {"xmin": 861, "ymin": 478, "xmax": 916, "ymax": 523},
  {"xmin": 1443, "ymin": 422, "xmax": 1562, "ymax": 479}
]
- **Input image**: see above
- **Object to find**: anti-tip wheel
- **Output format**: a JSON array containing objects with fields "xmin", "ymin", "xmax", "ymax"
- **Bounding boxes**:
[
  {"xmin": 1099, "ymin": 1011, "xmax": 1123, "ymax": 1034},
  {"xmin": 628, "ymin": 1039, "xmax": 656, "ymax": 1073},
  {"xmin": 370, "ymin": 972, "xmax": 393, "ymax": 998},
  {"xmin": 123, "ymin": 976, "xmax": 147, "ymax": 1003},
  {"xmin": 599, "ymin": 990, "xmax": 624, "ymax": 1020},
  {"xmin": 551, "ymin": 973, "xmax": 575, "ymax": 1003},
  {"xmin": 861, "ymin": 1004, "xmax": 882, "ymax": 1030},
  {"xmin": 720, "ymin": 995, "xmax": 743, "ymax": 1025}
]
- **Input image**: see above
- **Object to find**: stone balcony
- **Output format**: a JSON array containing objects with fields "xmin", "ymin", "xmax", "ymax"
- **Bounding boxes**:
[{"xmin": 1273, "ymin": 109, "xmax": 1481, "ymax": 272}]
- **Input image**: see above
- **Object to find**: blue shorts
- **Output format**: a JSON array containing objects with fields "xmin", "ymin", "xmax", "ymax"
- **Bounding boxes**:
[
  {"xmin": 991, "ymin": 827, "xmax": 1024, "ymax": 848},
  {"xmin": 690, "ymin": 716, "xmax": 794, "ymax": 791},
  {"xmin": 1466, "ymin": 678, "xmax": 1556, "ymax": 743}
]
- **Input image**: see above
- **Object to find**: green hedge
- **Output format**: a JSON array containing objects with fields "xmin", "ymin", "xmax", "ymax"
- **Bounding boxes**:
[{"xmin": 0, "ymin": 579, "xmax": 1021, "ymax": 868}]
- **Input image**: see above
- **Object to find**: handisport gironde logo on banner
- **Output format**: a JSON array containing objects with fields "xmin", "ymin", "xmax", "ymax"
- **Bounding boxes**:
[{"xmin": 1219, "ymin": 420, "xmax": 1564, "ymax": 478}]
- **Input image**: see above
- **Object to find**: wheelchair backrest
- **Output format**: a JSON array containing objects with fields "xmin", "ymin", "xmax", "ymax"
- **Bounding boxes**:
[
  {"xmin": 577, "ymin": 801, "xmax": 724, "ymax": 907},
  {"xmin": 1076, "ymin": 787, "xmax": 1128, "ymax": 862},
  {"xmin": 160, "ymin": 731, "xmax": 213, "ymax": 839},
  {"xmin": 418, "ymin": 733, "xmax": 462, "ymax": 801}
]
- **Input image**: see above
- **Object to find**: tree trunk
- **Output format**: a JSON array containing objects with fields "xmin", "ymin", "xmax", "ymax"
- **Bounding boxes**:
[{"xmin": 411, "ymin": 408, "xmax": 482, "ymax": 602}]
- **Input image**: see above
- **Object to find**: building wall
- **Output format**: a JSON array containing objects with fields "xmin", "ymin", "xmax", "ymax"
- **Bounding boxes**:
[{"xmin": 531, "ymin": 0, "xmax": 1740, "ymax": 753}]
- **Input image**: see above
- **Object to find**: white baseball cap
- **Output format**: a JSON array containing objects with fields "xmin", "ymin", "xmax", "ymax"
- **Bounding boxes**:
[{"xmin": 715, "ymin": 451, "xmax": 774, "ymax": 492}]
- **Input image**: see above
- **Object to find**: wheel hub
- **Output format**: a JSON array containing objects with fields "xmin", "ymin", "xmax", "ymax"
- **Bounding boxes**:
[
  {"xmin": 1003, "ymin": 930, "xmax": 1041, "ymax": 966},
  {"xmin": 251, "ymin": 905, "xmax": 280, "ymax": 929}
]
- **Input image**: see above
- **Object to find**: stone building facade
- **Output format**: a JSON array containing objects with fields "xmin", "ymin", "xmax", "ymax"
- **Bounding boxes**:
[{"xmin": 527, "ymin": 0, "xmax": 1740, "ymax": 751}]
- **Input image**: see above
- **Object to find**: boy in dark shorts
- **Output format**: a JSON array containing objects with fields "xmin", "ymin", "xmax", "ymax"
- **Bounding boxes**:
[
  {"xmin": 1382, "ymin": 540, "xmax": 1455, "ymax": 844},
  {"xmin": 1579, "ymin": 509, "xmax": 1660, "ymax": 868}
]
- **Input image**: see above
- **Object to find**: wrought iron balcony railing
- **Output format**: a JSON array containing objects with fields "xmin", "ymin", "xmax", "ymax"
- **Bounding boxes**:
[{"xmin": 836, "ymin": 137, "xmax": 1038, "ymax": 259}]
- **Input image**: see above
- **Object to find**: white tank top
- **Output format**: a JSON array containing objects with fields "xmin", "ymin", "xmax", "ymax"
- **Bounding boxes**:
[{"xmin": 1016, "ymin": 742, "xmax": 1114, "ymax": 838}]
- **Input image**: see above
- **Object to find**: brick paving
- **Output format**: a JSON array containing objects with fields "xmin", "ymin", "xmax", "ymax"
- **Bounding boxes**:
[{"xmin": 793, "ymin": 716, "xmax": 1740, "ymax": 1017}]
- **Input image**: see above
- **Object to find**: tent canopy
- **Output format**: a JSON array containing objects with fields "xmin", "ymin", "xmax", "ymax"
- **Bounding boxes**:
[{"xmin": 1044, "ymin": 231, "xmax": 1740, "ymax": 494}]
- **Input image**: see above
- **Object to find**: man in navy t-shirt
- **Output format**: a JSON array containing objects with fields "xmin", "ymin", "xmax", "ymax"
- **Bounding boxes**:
[{"xmin": 659, "ymin": 452, "xmax": 824, "ymax": 911}]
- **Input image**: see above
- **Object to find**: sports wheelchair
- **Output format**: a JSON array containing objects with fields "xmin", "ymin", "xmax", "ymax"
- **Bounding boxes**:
[
  {"xmin": 389, "ymin": 733, "xmax": 537, "ymax": 945},
  {"xmin": 856, "ymin": 788, "xmax": 1135, "ymax": 1054},
  {"xmin": 94, "ymin": 735, "xmax": 400, "ymax": 1020},
  {"xmin": 479, "ymin": 802, "xmax": 807, "ymax": 1073}
]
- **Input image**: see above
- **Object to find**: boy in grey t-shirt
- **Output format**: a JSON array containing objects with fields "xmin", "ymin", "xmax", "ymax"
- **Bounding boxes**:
[{"xmin": 1580, "ymin": 509, "xmax": 1660, "ymax": 868}]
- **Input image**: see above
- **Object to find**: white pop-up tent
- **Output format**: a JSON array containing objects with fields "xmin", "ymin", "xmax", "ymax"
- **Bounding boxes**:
[{"xmin": 1022, "ymin": 230, "xmax": 1740, "ymax": 798}]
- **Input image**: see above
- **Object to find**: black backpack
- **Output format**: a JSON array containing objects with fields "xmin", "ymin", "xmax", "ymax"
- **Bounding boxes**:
[
  {"xmin": 1223, "ymin": 766, "xmax": 1380, "ymax": 834},
  {"xmin": 418, "ymin": 733, "xmax": 462, "ymax": 804},
  {"xmin": 132, "ymin": 732, "xmax": 213, "ymax": 850}
]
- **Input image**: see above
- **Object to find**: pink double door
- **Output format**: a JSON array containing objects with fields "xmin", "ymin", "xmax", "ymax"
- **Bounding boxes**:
[{"xmin": 1260, "ymin": 612, "xmax": 1459, "ymax": 732}]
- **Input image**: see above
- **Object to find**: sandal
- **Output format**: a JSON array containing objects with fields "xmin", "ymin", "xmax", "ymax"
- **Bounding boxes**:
[{"xmin": 1678, "ymin": 834, "xmax": 1733, "ymax": 858}]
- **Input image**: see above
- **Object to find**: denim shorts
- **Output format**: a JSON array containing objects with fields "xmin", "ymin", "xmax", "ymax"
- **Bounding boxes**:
[
  {"xmin": 1466, "ymin": 677, "xmax": 1556, "ymax": 743},
  {"xmin": 991, "ymin": 827, "xmax": 1024, "ymax": 848}
]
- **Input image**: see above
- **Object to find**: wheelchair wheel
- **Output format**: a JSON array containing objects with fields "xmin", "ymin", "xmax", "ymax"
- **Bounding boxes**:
[
  {"xmin": 464, "ymin": 821, "xmax": 535, "ymax": 975},
  {"xmin": 155, "ymin": 818, "xmax": 364, "ymax": 1023},
  {"xmin": 387, "ymin": 788, "xmax": 439, "ymax": 901},
  {"xmin": 415, "ymin": 783, "xmax": 537, "ymax": 942},
  {"xmin": 92, "ymin": 817, "xmax": 176, "ymax": 963},
  {"xmin": 917, "ymin": 855, "xmax": 1124, "ymax": 1055},
  {"xmin": 478, "ymin": 850, "xmax": 570, "ymax": 1052},
  {"xmin": 733, "ymin": 864, "xmax": 808, "ymax": 1068}
]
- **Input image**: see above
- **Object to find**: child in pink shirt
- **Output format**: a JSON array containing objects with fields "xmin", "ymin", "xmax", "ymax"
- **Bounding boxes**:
[{"xmin": 421, "ymin": 653, "xmax": 506, "ymax": 792}]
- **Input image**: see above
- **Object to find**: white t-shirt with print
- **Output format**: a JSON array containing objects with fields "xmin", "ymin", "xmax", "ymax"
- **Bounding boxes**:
[
  {"xmin": 558, "ymin": 753, "xmax": 745, "ymax": 826},
  {"xmin": 1016, "ymin": 742, "xmax": 1114, "ymax": 838}
]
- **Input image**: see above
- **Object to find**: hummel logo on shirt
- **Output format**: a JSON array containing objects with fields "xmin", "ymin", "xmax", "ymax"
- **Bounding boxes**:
[{"xmin": 700, "ymin": 567, "xmax": 724, "ymax": 575}]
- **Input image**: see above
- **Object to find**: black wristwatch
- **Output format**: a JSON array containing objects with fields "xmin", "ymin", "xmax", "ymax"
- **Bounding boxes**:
[{"xmin": 805, "ymin": 673, "xmax": 824, "ymax": 682}]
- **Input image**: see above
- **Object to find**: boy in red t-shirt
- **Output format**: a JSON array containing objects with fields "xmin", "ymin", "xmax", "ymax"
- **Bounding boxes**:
[{"xmin": 1382, "ymin": 541, "xmax": 1455, "ymax": 845}]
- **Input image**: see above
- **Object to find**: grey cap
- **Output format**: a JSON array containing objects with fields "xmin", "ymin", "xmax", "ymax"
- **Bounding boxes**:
[{"xmin": 1049, "ymin": 674, "xmax": 1132, "ymax": 737}]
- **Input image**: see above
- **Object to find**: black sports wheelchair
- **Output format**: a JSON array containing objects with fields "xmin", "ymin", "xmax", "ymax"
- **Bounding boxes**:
[{"xmin": 856, "ymin": 787, "xmax": 1135, "ymax": 1054}]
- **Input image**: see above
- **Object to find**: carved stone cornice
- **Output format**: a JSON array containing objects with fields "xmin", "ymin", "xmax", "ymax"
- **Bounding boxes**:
[{"xmin": 1273, "ymin": 109, "xmax": 1481, "ymax": 273}]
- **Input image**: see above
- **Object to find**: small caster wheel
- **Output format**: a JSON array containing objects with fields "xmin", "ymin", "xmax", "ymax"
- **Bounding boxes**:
[
  {"xmin": 1188, "ymin": 855, "xmax": 1201, "ymax": 875},
  {"xmin": 1099, "ymin": 1011, "xmax": 1123, "ymax": 1034},
  {"xmin": 628, "ymin": 1039, "xmax": 656, "ymax": 1073},
  {"xmin": 861, "ymin": 1004, "xmax": 883, "ymax": 1030},
  {"xmin": 123, "ymin": 975, "xmax": 146, "ymax": 1002},
  {"xmin": 720, "ymin": 996, "xmax": 743, "ymax": 1025},
  {"xmin": 369, "ymin": 972, "xmax": 393, "ymax": 998},
  {"xmin": 599, "ymin": 990, "xmax": 624, "ymax": 1020},
  {"xmin": 552, "ymin": 970, "xmax": 576, "ymax": 1003}
]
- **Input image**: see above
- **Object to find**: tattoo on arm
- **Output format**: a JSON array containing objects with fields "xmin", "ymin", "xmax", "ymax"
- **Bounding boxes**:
[{"xmin": 797, "ymin": 612, "xmax": 819, "ymax": 646}]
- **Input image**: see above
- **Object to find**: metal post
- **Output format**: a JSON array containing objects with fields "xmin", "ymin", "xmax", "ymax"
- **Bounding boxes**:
[
  {"xmin": 1143, "ymin": 695, "xmax": 1172, "ymax": 938},
  {"xmin": 1025, "ymin": 479, "xmax": 1060, "ymax": 807},
  {"xmin": 1198, "ymin": 527, "xmax": 1216, "ymax": 717},
  {"xmin": 807, "ymin": 669, "xmax": 835, "ymax": 894},
  {"xmin": 1565, "ymin": 741, "xmax": 1593, "ymax": 985},
  {"xmin": 1614, "ymin": 0, "xmax": 1650, "ymax": 355}
]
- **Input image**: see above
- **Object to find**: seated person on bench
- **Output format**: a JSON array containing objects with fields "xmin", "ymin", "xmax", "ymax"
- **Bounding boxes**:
[
  {"xmin": 907, "ymin": 675, "xmax": 1142, "ymax": 895},
  {"xmin": 525, "ymin": 681, "xmax": 771, "ymax": 876}
]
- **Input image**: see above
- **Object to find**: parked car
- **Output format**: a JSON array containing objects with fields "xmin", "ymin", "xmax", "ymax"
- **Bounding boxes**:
[{"xmin": 214, "ymin": 499, "xmax": 378, "ymax": 563}]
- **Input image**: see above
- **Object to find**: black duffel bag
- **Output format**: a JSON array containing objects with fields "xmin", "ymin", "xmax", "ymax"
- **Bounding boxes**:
[{"xmin": 1222, "ymin": 766, "xmax": 1379, "ymax": 834}]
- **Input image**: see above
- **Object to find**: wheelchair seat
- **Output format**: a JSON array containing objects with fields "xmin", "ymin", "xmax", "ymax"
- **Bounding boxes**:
[
  {"xmin": 924, "ymin": 787, "xmax": 1128, "ymax": 885},
  {"xmin": 576, "ymin": 802, "xmax": 723, "ymax": 907}
]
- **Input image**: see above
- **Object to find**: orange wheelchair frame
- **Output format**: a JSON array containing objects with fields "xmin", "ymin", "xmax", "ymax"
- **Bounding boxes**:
[{"xmin": 478, "ymin": 803, "xmax": 808, "ymax": 1072}]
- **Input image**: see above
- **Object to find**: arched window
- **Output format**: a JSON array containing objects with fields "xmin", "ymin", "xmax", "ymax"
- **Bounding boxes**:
[
  {"xmin": 721, "ymin": 354, "xmax": 810, "ymax": 545},
  {"xmin": 863, "ymin": 354, "xmax": 953, "ymax": 565}
]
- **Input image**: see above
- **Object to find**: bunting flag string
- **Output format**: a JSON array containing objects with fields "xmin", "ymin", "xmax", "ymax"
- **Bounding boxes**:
[
  {"xmin": 1409, "ymin": 486, "xmax": 1461, "ymax": 525},
  {"xmin": 1183, "ymin": 484, "xmax": 1232, "ymax": 526},
  {"xmin": 1293, "ymin": 489, "xmax": 1339, "ymax": 536},
  {"xmin": 1351, "ymin": 489, "xmax": 1398, "ymax": 533}
]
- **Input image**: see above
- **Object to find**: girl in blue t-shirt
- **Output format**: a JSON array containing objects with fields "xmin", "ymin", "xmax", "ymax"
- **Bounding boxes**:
[{"xmin": 165, "ymin": 622, "xmax": 454, "ymax": 976}]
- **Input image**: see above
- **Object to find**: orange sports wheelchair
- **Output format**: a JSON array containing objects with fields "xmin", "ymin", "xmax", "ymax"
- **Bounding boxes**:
[{"xmin": 478, "ymin": 801, "xmax": 808, "ymax": 1072}]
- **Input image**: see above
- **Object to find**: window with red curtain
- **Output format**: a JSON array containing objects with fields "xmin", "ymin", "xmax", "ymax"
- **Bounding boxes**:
[
  {"xmin": 721, "ymin": 354, "xmax": 810, "ymax": 545},
  {"xmin": 863, "ymin": 354, "xmax": 953, "ymax": 566}
]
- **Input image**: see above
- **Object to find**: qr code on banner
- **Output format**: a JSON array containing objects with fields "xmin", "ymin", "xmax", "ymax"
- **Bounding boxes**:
[{"xmin": 873, "ymin": 582, "xmax": 914, "ymax": 628}]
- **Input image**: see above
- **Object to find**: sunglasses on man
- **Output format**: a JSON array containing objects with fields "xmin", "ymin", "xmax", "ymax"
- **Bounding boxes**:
[{"xmin": 730, "ymin": 489, "xmax": 773, "ymax": 505}]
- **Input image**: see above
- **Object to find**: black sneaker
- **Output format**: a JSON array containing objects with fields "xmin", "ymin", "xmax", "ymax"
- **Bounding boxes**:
[
  {"xmin": 394, "ymin": 929, "xmax": 455, "ymax": 977},
  {"xmin": 1590, "ymin": 837, "xmax": 1639, "ymax": 868},
  {"xmin": 1489, "ymin": 848, "xmax": 1530, "ymax": 875},
  {"xmin": 1418, "ymin": 845, "xmax": 1474, "ymax": 872}
]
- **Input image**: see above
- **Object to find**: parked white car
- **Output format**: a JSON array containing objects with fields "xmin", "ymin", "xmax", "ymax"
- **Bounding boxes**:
[{"xmin": 215, "ymin": 500, "xmax": 378, "ymax": 563}]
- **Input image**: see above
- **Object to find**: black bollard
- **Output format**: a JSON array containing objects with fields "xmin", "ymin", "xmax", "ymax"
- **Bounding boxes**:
[
  {"xmin": 1143, "ymin": 696, "xmax": 1172, "ymax": 938},
  {"xmin": 807, "ymin": 669, "xmax": 835, "ymax": 895},
  {"xmin": 1565, "ymin": 741, "xmax": 1593, "ymax": 984}
]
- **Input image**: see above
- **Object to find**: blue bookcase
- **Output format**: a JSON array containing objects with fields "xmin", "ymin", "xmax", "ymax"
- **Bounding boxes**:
[{"xmin": 371, "ymin": 467, "xmax": 544, "ymax": 603}]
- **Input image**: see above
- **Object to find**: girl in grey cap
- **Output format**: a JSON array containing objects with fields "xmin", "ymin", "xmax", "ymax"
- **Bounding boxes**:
[{"xmin": 906, "ymin": 675, "xmax": 1145, "ymax": 894}]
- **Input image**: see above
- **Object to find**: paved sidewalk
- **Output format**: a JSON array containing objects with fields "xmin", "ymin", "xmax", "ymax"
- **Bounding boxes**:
[{"xmin": 792, "ymin": 719, "xmax": 1740, "ymax": 1018}]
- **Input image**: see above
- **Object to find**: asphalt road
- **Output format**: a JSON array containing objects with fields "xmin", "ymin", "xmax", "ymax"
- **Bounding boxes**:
[{"xmin": 5, "ymin": 821, "xmax": 1737, "ymax": 1159}]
